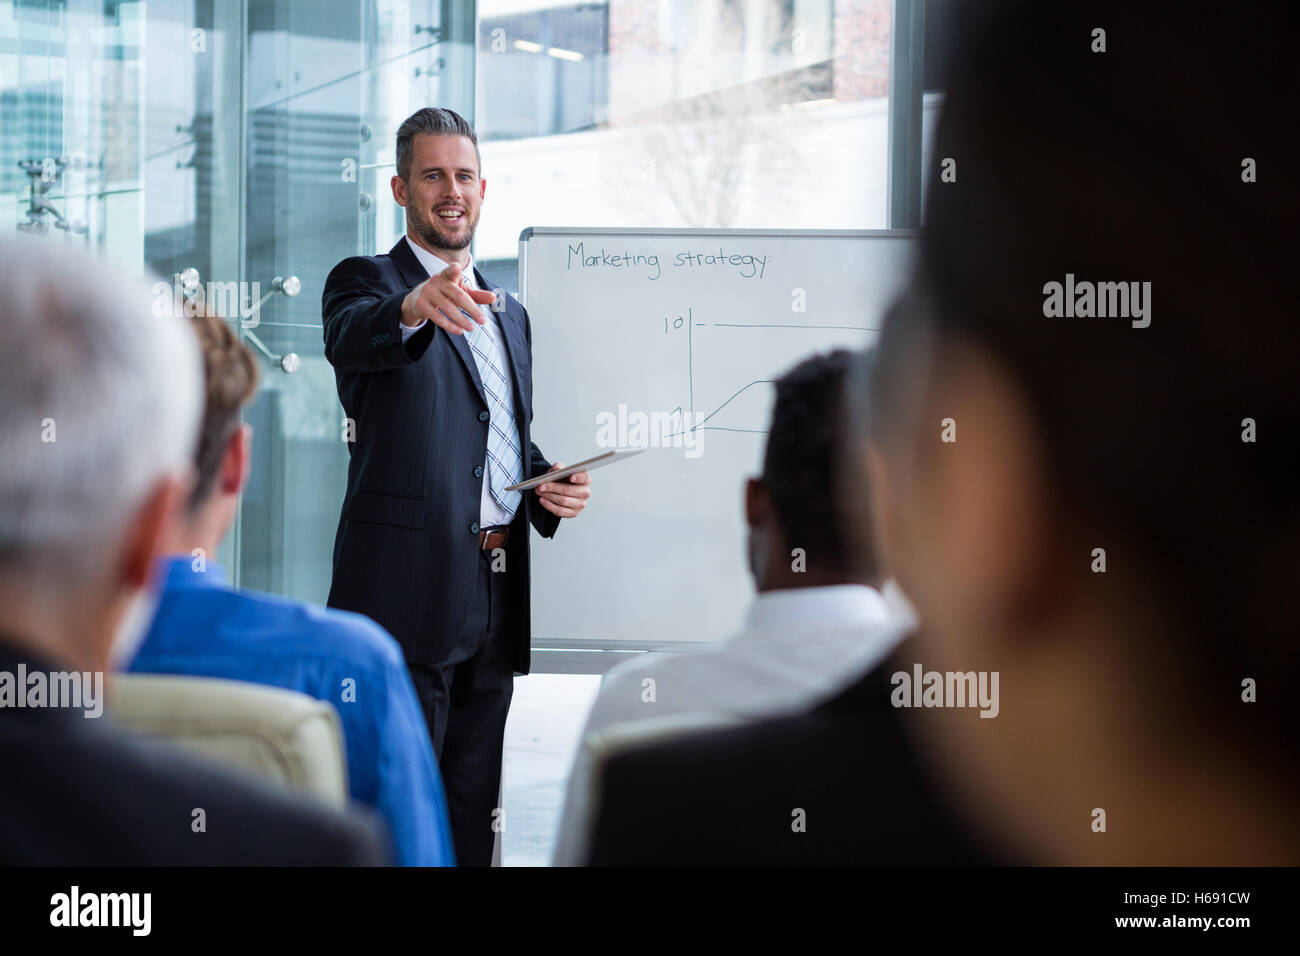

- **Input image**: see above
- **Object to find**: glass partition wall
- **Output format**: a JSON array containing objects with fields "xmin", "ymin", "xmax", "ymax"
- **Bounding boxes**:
[
  {"xmin": 1, "ymin": 0, "xmax": 147, "ymax": 260},
  {"xmin": 1, "ymin": 0, "xmax": 476, "ymax": 600},
  {"xmin": 236, "ymin": 0, "xmax": 476, "ymax": 600}
]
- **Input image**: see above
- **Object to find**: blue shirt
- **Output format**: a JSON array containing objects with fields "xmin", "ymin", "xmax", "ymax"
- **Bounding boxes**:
[{"xmin": 128, "ymin": 556, "xmax": 454, "ymax": 866}]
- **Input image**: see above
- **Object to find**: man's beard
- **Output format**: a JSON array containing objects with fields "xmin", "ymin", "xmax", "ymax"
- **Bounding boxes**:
[{"xmin": 410, "ymin": 205, "xmax": 478, "ymax": 252}]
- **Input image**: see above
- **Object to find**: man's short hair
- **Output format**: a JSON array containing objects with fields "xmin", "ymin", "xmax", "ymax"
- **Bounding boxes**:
[
  {"xmin": 187, "ymin": 313, "xmax": 260, "ymax": 512},
  {"xmin": 395, "ymin": 107, "xmax": 480, "ymax": 181},
  {"xmin": 762, "ymin": 349, "xmax": 877, "ymax": 581},
  {"xmin": 0, "ymin": 240, "xmax": 202, "ymax": 588}
]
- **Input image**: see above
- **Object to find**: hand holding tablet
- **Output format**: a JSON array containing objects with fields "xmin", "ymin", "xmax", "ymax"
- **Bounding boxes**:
[{"xmin": 507, "ymin": 448, "xmax": 646, "ymax": 492}]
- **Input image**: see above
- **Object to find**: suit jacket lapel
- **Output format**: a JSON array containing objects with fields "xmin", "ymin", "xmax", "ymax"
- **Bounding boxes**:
[
  {"xmin": 388, "ymin": 236, "xmax": 427, "ymax": 288},
  {"xmin": 390, "ymin": 238, "xmax": 486, "ymax": 406}
]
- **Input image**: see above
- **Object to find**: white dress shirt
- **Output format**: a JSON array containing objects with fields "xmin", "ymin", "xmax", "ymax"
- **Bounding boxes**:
[
  {"xmin": 400, "ymin": 235, "xmax": 519, "ymax": 528},
  {"xmin": 551, "ymin": 583, "xmax": 911, "ymax": 865}
]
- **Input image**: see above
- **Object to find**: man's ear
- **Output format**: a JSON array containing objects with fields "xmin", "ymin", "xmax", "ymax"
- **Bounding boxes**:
[
  {"xmin": 744, "ymin": 477, "xmax": 769, "ymax": 527},
  {"xmin": 479, "ymin": 177, "xmax": 486, "ymax": 201},
  {"xmin": 391, "ymin": 174, "xmax": 408, "ymax": 207},
  {"xmin": 120, "ymin": 473, "xmax": 189, "ymax": 592},
  {"xmin": 221, "ymin": 423, "xmax": 252, "ymax": 498},
  {"xmin": 863, "ymin": 439, "xmax": 899, "ymax": 581}
]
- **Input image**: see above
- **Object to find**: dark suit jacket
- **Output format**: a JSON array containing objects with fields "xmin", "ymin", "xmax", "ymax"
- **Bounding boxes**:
[
  {"xmin": 322, "ymin": 238, "xmax": 560, "ymax": 672},
  {"xmin": 587, "ymin": 640, "xmax": 1000, "ymax": 865},
  {"xmin": 0, "ymin": 643, "xmax": 387, "ymax": 865}
]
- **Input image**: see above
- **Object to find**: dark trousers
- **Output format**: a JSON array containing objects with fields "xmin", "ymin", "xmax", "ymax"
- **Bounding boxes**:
[{"xmin": 408, "ymin": 536, "xmax": 518, "ymax": 867}]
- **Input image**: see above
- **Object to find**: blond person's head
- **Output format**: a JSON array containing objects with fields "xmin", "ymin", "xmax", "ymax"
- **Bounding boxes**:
[{"xmin": 185, "ymin": 311, "xmax": 259, "ymax": 514}]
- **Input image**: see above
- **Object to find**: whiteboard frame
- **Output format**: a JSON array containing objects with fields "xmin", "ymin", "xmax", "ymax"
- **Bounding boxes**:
[{"xmin": 517, "ymin": 226, "xmax": 919, "ymax": 308}]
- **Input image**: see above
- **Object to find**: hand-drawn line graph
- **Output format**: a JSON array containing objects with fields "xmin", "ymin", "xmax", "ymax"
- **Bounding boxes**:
[{"xmin": 665, "ymin": 306, "xmax": 879, "ymax": 436}]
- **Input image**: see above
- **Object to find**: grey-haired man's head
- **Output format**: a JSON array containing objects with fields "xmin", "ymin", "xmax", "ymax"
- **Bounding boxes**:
[{"xmin": 0, "ymin": 239, "xmax": 202, "ymax": 672}]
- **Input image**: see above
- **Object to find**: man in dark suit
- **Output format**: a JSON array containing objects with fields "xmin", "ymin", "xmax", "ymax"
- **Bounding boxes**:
[
  {"xmin": 586, "ymin": 640, "xmax": 995, "ymax": 866},
  {"xmin": 322, "ymin": 107, "xmax": 592, "ymax": 866},
  {"xmin": 0, "ymin": 239, "xmax": 385, "ymax": 866}
]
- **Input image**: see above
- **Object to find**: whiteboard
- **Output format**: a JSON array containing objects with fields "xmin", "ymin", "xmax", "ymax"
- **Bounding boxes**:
[{"xmin": 519, "ymin": 227, "xmax": 916, "ymax": 647}]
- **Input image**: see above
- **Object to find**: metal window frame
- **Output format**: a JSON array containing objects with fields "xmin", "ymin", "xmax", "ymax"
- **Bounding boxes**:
[{"xmin": 887, "ymin": 0, "xmax": 926, "ymax": 229}]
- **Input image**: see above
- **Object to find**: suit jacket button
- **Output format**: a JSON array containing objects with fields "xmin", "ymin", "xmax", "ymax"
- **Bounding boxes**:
[
  {"xmin": 474, "ymin": 466, "xmax": 484, "ymax": 478},
  {"xmin": 470, "ymin": 522, "xmax": 480, "ymax": 534},
  {"xmin": 478, "ymin": 410, "xmax": 489, "ymax": 422}
]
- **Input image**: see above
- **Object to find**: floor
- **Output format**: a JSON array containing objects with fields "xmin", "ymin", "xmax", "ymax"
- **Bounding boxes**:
[{"xmin": 500, "ymin": 673, "xmax": 602, "ymax": 866}]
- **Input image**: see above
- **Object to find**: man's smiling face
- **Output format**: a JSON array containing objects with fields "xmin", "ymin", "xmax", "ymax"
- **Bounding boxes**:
[{"xmin": 394, "ymin": 133, "xmax": 484, "ymax": 253}]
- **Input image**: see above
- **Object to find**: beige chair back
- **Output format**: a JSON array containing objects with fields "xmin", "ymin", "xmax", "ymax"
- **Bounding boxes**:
[{"xmin": 109, "ymin": 673, "xmax": 349, "ymax": 808}]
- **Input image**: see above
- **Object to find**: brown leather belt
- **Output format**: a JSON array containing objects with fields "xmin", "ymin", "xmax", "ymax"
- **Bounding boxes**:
[{"xmin": 478, "ymin": 525, "xmax": 510, "ymax": 551}]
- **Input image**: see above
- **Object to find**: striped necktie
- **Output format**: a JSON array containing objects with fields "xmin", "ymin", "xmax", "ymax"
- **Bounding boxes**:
[{"xmin": 466, "ymin": 298, "xmax": 523, "ymax": 517}]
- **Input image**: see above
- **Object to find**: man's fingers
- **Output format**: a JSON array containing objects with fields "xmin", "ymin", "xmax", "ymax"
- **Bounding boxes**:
[
  {"xmin": 420, "ymin": 265, "xmax": 483, "ymax": 327},
  {"xmin": 537, "ymin": 477, "xmax": 591, "ymax": 510},
  {"xmin": 440, "ymin": 263, "xmax": 495, "ymax": 310},
  {"xmin": 441, "ymin": 282, "xmax": 484, "ymax": 325},
  {"xmin": 536, "ymin": 463, "xmax": 591, "ymax": 518},
  {"xmin": 538, "ymin": 481, "xmax": 591, "ymax": 500},
  {"xmin": 539, "ymin": 489, "xmax": 587, "ymax": 509},
  {"xmin": 420, "ymin": 287, "xmax": 478, "ymax": 333},
  {"xmin": 536, "ymin": 469, "xmax": 591, "ymax": 497},
  {"xmin": 438, "ymin": 304, "xmax": 479, "ymax": 332},
  {"xmin": 447, "ymin": 281, "xmax": 486, "ymax": 321},
  {"xmin": 426, "ymin": 308, "xmax": 474, "ymax": 335},
  {"xmin": 416, "ymin": 283, "xmax": 474, "ymax": 331},
  {"xmin": 538, "ymin": 495, "xmax": 580, "ymax": 519}
]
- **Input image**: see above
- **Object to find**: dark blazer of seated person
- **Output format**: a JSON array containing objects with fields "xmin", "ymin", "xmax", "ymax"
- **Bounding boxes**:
[
  {"xmin": 586, "ymin": 639, "xmax": 1001, "ymax": 866},
  {"xmin": 0, "ymin": 642, "xmax": 388, "ymax": 866}
]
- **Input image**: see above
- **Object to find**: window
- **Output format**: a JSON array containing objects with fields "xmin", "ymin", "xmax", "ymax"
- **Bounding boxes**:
[
  {"xmin": 473, "ymin": 0, "xmax": 905, "ymax": 276},
  {"xmin": 477, "ymin": 2, "xmax": 609, "ymax": 139}
]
